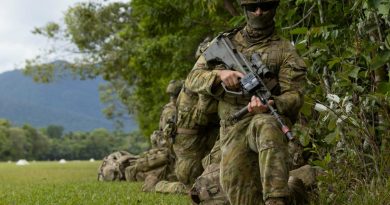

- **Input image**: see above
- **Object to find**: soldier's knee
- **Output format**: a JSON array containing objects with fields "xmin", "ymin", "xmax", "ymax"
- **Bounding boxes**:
[
  {"xmin": 175, "ymin": 158, "xmax": 203, "ymax": 185},
  {"xmin": 252, "ymin": 117, "xmax": 286, "ymax": 149}
]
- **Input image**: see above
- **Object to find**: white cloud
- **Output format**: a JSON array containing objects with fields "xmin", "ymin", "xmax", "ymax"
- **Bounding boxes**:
[{"xmin": 0, "ymin": 0, "xmax": 128, "ymax": 73}]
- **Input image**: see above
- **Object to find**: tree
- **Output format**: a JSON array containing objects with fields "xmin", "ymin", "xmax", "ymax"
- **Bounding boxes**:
[
  {"xmin": 0, "ymin": 126, "xmax": 11, "ymax": 161},
  {"xmin": 7, "ymin": 127, "xmax": 30, "ymax": 160},
  {"xmin": 24, "ymin": 0, "xmax": 240, "ymax": 136},
  {"xmin": 45, "ymin": 125, "xmax": 64, "ymax": 139},
  {"xmin": 82, "ymin": 128, "xmax": 113, "ymax": 159},
  {"xmin": 23, "ymin": 125, "xmax": 50, "ymax": 160}
]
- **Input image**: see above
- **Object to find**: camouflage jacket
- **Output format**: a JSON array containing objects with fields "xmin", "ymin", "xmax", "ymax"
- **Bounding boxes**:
[
  {"xmin": 159, "ymin": 101, "xmax": 177, "ymax": 131},
  {"xmin": 185, "ymin": 30, "xmax": 307, "ymax": 124},
  {"xmin": 150, "ymin": 101, "xmax": 177, "ymax": 149}
]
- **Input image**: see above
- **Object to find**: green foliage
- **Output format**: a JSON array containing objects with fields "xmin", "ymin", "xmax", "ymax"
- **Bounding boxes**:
[
  {"xmin": 0, "ymin": 123, "xmax": 148, "ymax": 161},
  {"xmin": 0, "ymin": 161, "xmax": 190, "ymax": 204},
  {"xmin": 45, "ymin": 125, "xmax": 64, "ymax": 139},
  {"xmin": 24, "ymin": 0, "xmax": 236, "ymax": 136},
  {"xmin": 276, "ymin": 0, "xmax": 390, "ymax": 203}
]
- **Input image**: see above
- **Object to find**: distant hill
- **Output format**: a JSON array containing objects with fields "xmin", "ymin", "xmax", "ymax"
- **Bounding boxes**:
[{"xmin": 0, "ymin": 69, "xmax": 137, "ymax": 132}]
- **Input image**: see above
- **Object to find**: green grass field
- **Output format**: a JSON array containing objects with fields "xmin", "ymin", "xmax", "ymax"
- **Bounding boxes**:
[{"xmin": 0, "ymin": 161, "xmax": 191, "ymax": 205}]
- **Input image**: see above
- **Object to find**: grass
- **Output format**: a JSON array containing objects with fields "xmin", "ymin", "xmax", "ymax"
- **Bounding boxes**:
[{"xmin": 0, "ymin": 161, "xmax": 191, "ymax": 205}]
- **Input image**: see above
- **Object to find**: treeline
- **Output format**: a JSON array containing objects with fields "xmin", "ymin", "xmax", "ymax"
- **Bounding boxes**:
[{"xmin": 0, "ymin": 119, "xmax": 148, "ymax": 161}]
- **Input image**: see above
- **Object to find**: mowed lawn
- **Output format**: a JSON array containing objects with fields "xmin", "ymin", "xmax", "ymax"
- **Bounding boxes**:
[{"xmin": 0, "ymin": 161, "xmax": 191, "ymax": 205}]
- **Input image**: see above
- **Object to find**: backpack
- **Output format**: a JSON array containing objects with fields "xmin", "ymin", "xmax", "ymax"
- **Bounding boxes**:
[
  {"xmin": 98, "ymin": 151, "xmax": 138, "ymax": 181},
  {"xmin": 125, "ymin": 147, "xmax": 175, "ymax": 183},
  {"xmin": 136, "ymin": 147, "xmax": 172, "ymax": 172}
]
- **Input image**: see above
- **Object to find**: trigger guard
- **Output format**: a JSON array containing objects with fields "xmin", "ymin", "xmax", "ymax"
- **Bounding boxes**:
[{"xmin": 221, "ymin": 82, "xmax": 244, "ymax": 95}]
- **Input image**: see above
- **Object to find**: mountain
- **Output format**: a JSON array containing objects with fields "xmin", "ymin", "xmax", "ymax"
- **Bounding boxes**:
[{"xmin": 0, "ymin": 69, "xmax": 136, "ymax": 132}]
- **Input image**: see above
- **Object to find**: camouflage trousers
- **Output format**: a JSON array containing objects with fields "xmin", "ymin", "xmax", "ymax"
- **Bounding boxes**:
[
  {"xmin": 173, "ymin": 126, "xmax": 218, "ymax": 185},
  {"xmin": 220, "ymin": 114, "xmax": 290, "ymax": 205},
  {"xmin": 201, "ymin": 137, "xmax": 221, "ymax": 169}
]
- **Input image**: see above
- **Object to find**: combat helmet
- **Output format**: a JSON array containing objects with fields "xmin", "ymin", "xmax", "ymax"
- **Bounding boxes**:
[
  {"xmin": 166, "ymin": 80, "xmax": 183, "ymax": 97},
  {"xmin": 240, "ymin": 0, "xmax": 279, "ymax": 5}
]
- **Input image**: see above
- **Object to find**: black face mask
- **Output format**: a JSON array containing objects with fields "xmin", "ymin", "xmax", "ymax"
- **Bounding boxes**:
[{"xmin": 244, "ymin": 6, "xmax": 276, "ymax": 30}]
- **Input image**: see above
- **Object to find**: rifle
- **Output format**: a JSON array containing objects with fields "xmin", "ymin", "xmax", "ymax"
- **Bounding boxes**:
[{"xmin": 202, "ymin": 34, "xmax": 294, "ymax": 141}]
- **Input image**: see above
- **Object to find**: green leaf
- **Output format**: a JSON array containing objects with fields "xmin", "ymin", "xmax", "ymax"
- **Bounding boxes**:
[
  {"xmin": 290, "ymin": 27, "xmax": 308, "ymax": 35},
  {"xmin": 327, "ymin": 57, "xmax": 341, "ymax": 69},
  {"xmin": 378, "ymin": 1, "xmax": 390, "ymax": 17},
  {"xmin": 324, "ymin": 152, "xmax": 332, "ymax": 164},
  {"xmin": 377, "ymin": 82, "xmax": 390, "ymax": 94},
  {"xmin": 311, "ymin": 153, "xmax": 331, "ymax": 170},
  {"xmin": 328, "ymin": 118, "xmax": 337, "ymax": 130},
  {"xmin": 371, "ymin": 51, "xmax": 390, "ymax": 70},
  {"xmin": 312, "ymin": 160, "xmax": 327, "ymax": 169},
  {"xmin": 324, "ymin": 130, "xmax": 339, "ymax": 145},
  {"xmin": 348, "ymin": 67, "xmax": 361, "ymax": 79},
  {"xmin": 301, "ymin": 133, "xmax": 311, "ymax": 147},
  {"xmin": 385, "ymin": 33, "xmax": 390, "ymax": 49},
  {"xmin": 353, "ymin": 84, "xmax": 365, "ymax": 93},
  {"xmin": 300, "ymin": 96, "xmax": 314, "ymax": 117}
]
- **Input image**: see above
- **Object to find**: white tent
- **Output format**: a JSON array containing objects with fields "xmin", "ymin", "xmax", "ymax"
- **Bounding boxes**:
[
  {"xmin": 59, "ymin": 159, "xmax": 67, "ymax": 164},
  {"xmin": 16, "ymin": 159, "xmax": 29, "ymax": 166},
  {"xmin": 89, "ymin": 158, "xmax": 95, "ymax": 162}
]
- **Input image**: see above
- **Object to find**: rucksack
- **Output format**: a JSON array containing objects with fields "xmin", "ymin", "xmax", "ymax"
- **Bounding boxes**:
[
  {"xmin": 136, "ymin": 147, "xmax": 172, "ymax": 172},
  {"xmin": 98, "ymin": 151, "xmax": 138, "ymax": 181},
  {"xmin": 125, "ymin": 147, "xmax": 176, "ymax": 182}
]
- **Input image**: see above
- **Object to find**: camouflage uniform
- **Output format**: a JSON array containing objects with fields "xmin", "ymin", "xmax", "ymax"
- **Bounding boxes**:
[
  {"xmin": 125, "ymin": 80, "xmax": 183, "ymax": 191},
  {"xmin": 173, "ymin": 83, "xmax": 220, "ymax": 186},
  {"xmin": 191, "ymin": 140, "xmax": 314, "ymax": 205},
  {"xmin": 147, "ymin": 39, "xmax": 221, "ymax": 193},
  {"xmin": 170, "ymin": 37, "xmax": 221, "ymax": 186},
  {"xmin": 150, "ymin": 80, "xmax": 183, "ymax": 148},
  {"xmin": 190, "ymin": 138, "xmax": 230, "ymax": 205},
  {"xmin": 185, "ymin": 27, "xmax": 306, "ymax": 205}
]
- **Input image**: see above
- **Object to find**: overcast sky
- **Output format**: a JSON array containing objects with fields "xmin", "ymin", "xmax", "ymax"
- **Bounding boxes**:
[{"xmin": 0, "ymin": 0, "xmax": 127, "ymax": 74}]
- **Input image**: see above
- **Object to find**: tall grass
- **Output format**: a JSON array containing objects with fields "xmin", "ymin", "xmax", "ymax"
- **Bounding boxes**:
[{"xmin": 0, "ymin": 161, "xmax": 190, "ymax": 205}]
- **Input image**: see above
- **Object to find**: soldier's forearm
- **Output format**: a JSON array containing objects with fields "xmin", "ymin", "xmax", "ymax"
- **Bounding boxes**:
[
  {"xmin": 185, "ymin": 69, "xmax": 223, "ymax": 97},
  {"xmin": 273, "ymin": 91, "xmax": 304, "ymax": 117}
]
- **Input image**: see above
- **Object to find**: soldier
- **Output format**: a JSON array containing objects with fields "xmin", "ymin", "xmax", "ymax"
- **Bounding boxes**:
[
  {"xmin": 150, "ymin": 79, "xmax": 183, "ymax": 148},
  {"xmin": 148, "ymin": 38, "xmax": 221, "ymax": 194},
  {"xmin": 125, "ymin": 80, "xmax": 183, "ymax": 191},
  {"xmin": 172, "ymin": 41, "xmax": 220, "ymax": 186},
  {"xmin": 185, "ymin": 0, "xmax": 307, "ymax": 204},
  {"xmin": 173, "ymin": 90, "xmax": 219, "ymax": 186}
]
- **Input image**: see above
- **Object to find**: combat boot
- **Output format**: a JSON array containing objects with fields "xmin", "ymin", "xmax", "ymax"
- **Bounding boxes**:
[
  {"xmin": 265, "ymin": 197, "xmax": 286, "ymax": 205},
  {"xmin": 288, "ymin": 176, "xmax": 308, "ymax": 204}
]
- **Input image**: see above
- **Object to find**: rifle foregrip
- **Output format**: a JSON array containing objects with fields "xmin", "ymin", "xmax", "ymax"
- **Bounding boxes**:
[{"xmin": 231, "ymin": 106, "xmax": 249, "ymax": 121}]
